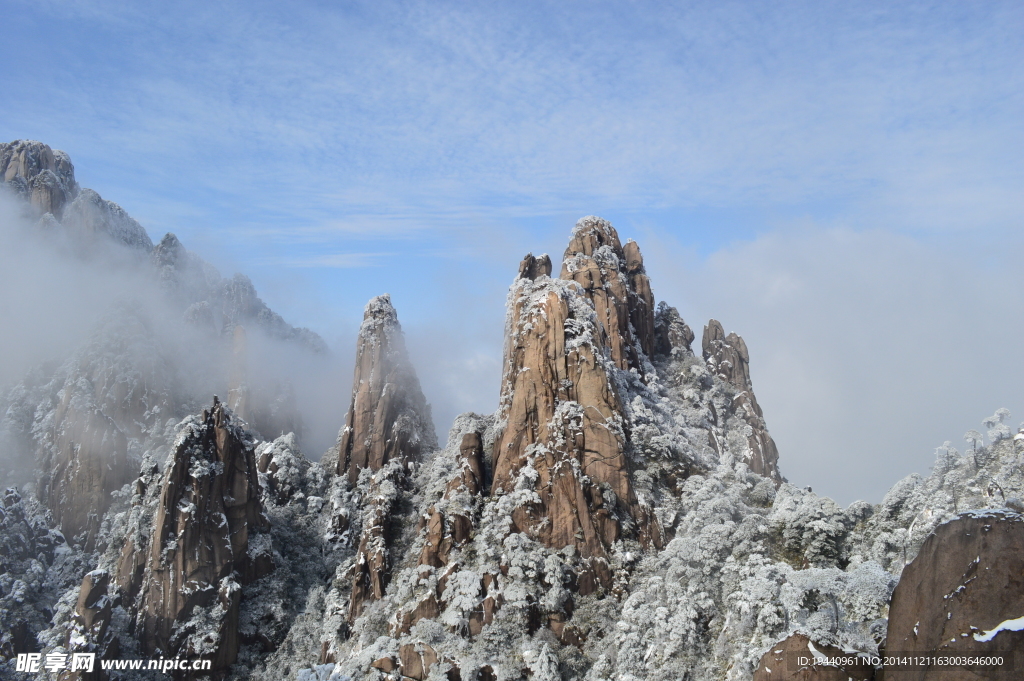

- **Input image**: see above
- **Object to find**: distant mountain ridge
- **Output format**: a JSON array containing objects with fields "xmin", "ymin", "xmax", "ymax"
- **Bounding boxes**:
[
  {"xmin": 0, "ymin": 139, "xmax": 326, "ymax": 352},
  {"xmin": 0, "ymin": 139, "xmax": 326, "ymax": 552}
]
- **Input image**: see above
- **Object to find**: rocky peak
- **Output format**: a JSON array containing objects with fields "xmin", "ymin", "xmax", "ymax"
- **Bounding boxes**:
[
  {"xmin": 152, "ymin": 232, "xmax": 185, "ymax": 269},
  {"xmin": 115, "ymin": 398, "xmax": 273, "ymax": 673},
  {"xmin": 336, "ymin": 294, "xmax": 436, "ymax": 485},
  {"xmin": 492, "ymin": 233, "xmax": 661, "ymax": 564},
  {"xmin": 653, "ymin": 302, "xmax": 695, "ymax": 357},
  {"xmin": 61, "ymin": 188, "xmax": 154, "ymax": 252},
  {"xmin": 0, "ymin": 139, "xmax": 79, "ymax": 218},
  {"xmin": 2, "ymin": 141, "xmax": 153, "ymax": 251},
  {"xmin": 518, "ymin": 252, "xmax": 552, "ymax": 280},
  {"xmin": 701, "ymin": 320, "xmax": 783, "ymax": 484},
  {"xmin": 560, "ymin": 216, "xmax": 655, "ymax": 371},
  {"xmin": 702, "ymin": 319, "xmax": 751, "ymax": 387}
]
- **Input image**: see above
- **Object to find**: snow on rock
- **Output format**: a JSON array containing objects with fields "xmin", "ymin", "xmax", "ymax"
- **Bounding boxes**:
[
  {"xmin": 106, "ymin": 398, "xmax": 273, "ymax": 674},
  {"xmin": 335, "ymin": 294, "xmax": 436, "ymax": 485},
  {"xmin": 0, "ymin": 139, "xmax": 79, "ymax": 218},
  {"xmin": 885, "ymin": 510, "xmax": 1024, "ymax": 679},
  {"xmin": 701, "ymin": 319, "xmax": 782, "ymax": 485}
]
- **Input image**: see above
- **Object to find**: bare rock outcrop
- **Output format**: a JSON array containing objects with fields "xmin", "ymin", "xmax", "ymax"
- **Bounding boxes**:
[
  {"xmin": 115, "ymin": 398, "xmax": 272, "ymax": 675},
  {"xmin": 0, "ymin": 140, "xmax": 79, "ymax": 217},
  {"xmin": 518, "ymin": 252, "xmax": 552, "ymax": 280},
  {"xmin": 337, "ymin": 294, "xmax": 436, "ymax": 484},
  {"xmin": 653, "ymin": 301, "xmax": 695, "ymax": 357},
  {"xmin": 753, "ymin": 634, "xmax": 874, "ymax": 680},
  {"xmin": 559, "ymin": 217, "xmax": 655, "ymax": 370},
  {"xmin": 492, "ymin": 218, "xmax": 661, "ymax": 566},
  {"xmin": 702, "ymin": 319, "xmax": 783, "ymax": 484},
  {"xmin": 418, "ymin": 432, "xmax": 485, "ymax": 568},
  {"xmin": 63, "ymin": 570, "xmax": 119, "ymax": 680},
  {"xmin": 883, "ymin": 511, "xmax": 1024, "ymax": 680}
]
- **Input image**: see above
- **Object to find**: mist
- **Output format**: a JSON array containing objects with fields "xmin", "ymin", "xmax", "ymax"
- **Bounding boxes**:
[
  {"xmin": 0, "ymin": 189, "xmax": 350, "ymax": 487},
  {"xmin": 641, "ymin": 224, "xmax": 1024, "ymax": 506},
  {"xmin": 6, "ymin": 177, "xmax": 1023, "ymax": 510}
]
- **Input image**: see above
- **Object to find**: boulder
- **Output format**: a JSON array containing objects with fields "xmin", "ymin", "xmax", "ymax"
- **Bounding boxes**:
[{"xmin": 884, "ymin": 511, "xmax": 1024, "ymax": 681}]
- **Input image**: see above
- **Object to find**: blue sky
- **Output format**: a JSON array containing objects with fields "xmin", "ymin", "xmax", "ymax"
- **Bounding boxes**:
[{"xmin": 3, "ymin": 0, "xmax": 1023, "ymax": 504}]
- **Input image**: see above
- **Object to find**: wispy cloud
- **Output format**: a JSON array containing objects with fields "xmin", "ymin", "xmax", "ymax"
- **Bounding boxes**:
[
  {"xmin": 643, "ymin": 223, "xmax": 1024, "ymax": 505},
  {"xmin": 3, "ymin": 0, "xmax": 1022, "ymax": 504},
  {"xmin": 6, "ymin": 0, "xmax": 1021, "ymax": 238},
  {"xmin": 264, "ymin": 252, "xmax": 394, "ymax": 268}
]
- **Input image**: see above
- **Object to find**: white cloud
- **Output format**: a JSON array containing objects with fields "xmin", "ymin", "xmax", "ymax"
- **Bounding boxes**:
[{"xmin": 643, "ymin": 224, "xmax": 1024, "ymax": 504}]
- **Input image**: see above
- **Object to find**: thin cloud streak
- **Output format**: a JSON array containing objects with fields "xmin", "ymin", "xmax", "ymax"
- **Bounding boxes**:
[
  {"xmin": 4, "ymin": 1, "xmax": 1021, "ymax": 239},
  {"xmin": 266, "ymin": 252, "xmax": 395, "ymax": 269}
]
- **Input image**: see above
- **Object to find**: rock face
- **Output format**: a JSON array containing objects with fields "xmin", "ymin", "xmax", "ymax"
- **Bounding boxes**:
[
  {"xmin": 337, "ymin": 294, "xmax": 436, "ymax": 485},
  {"xmin": 418, "ymin": 432, "xmax": 485, "ymax": 569},
  {"xmin": 702, "ymin": 319, "xmax": 783, "ymax": 484},
  {"xmin": 35, "ymin": 310, "xmax": 171, "ymax": 549},
  {"xmin": 116, "ymin": 398, "xmax": 272, "ymax": 674},
  {"xmin": 884, "ymin": 511, "xmax": 1024, "ymax": 681},
  {"xmin": 559, "ymin": 217, "xmax": 655, "ymax": 371},
  {"xmin": 62, "ymin": 188, "xmax": 154, "ymax": 251},
  {"xmin": 338, "ymin": 296, "xmax": 436, "ymax": 621},
  {"xmin": 41, "ymin": 390, "xmax": 130, "ymax": 550},
  {"xmin": 0, "ymin": 140, "xmax": 79, "ymax": 217},
  {"xmin": 492, "ymin": 217, "xmax": 661, "ymax": 566},
  {"xmin": 653, "ymin": 301, "xmax": 695, "ymax": 357},
  {"xmin": 64, "ymin": 569, "xmax": 119, "ymax": 680},
  {"xmin": 348, "ymin": 462, "xmax": 405, "ymax": 622},
  {"xmin": 753, "ymin": 634, "xmax": 874, "ymax": 681}
]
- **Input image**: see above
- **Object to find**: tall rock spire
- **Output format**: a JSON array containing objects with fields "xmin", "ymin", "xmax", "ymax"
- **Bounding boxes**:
[
  {"xmin": 335, "ymin": 295, "xmax": 436, "ymax": 623},
  {"xmin": 702, "ymin": 320, "xmax": 783, "ymax": 484},
  {"xmin": 112, "ymin": 398, "xmax": 273, "ymax": 674},
  {"xmin": 492, "ymin": 217, "xmax": 661, "ymax": 565},
  {"xmin": 336, "ymin": 294, "xmax": 436, "ymax": 484}
]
